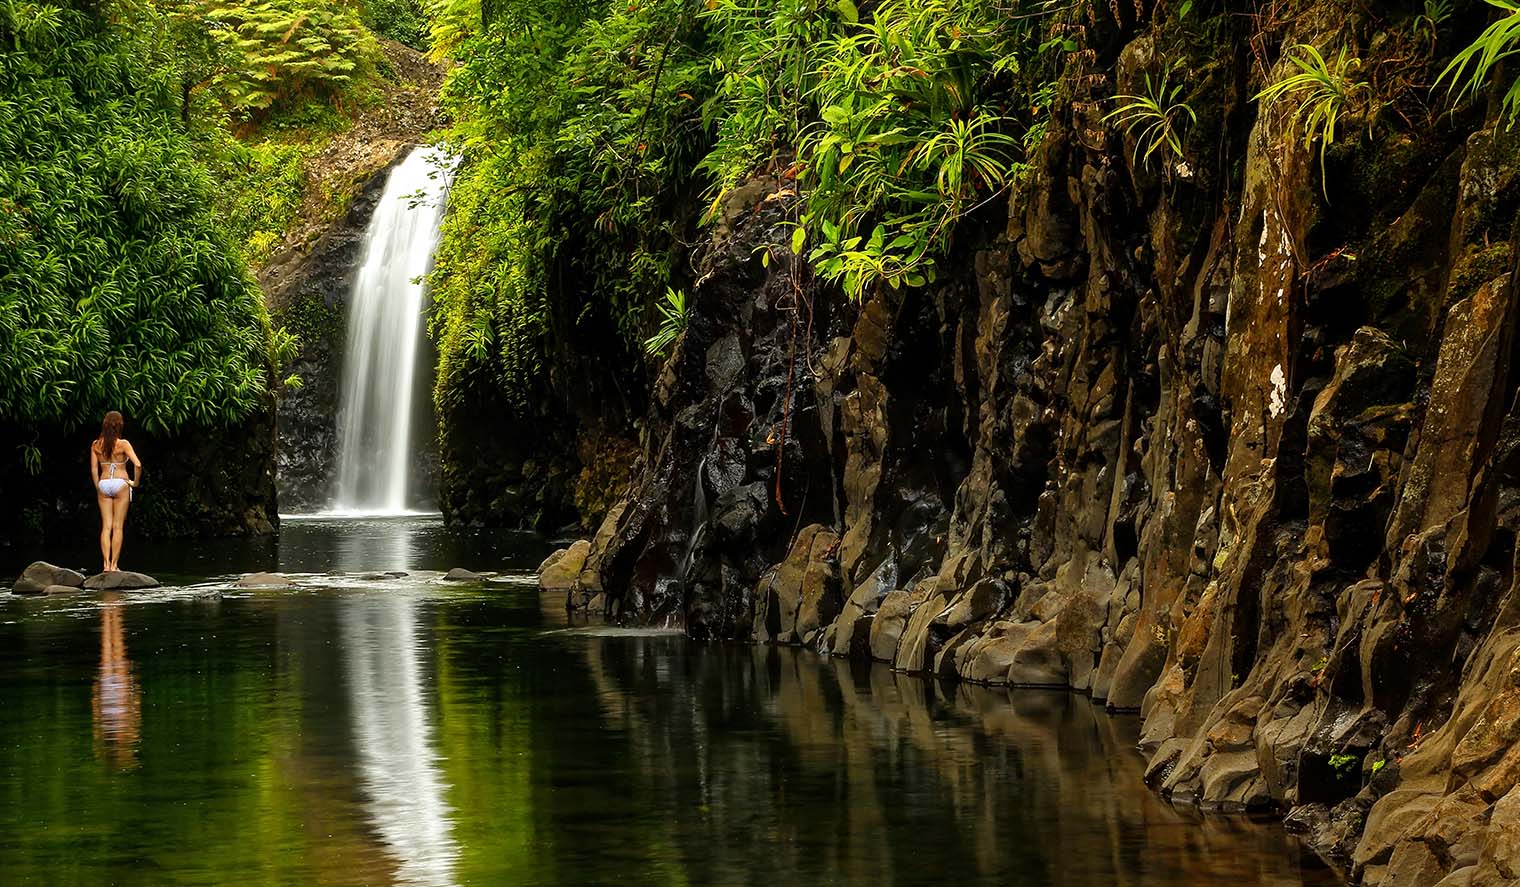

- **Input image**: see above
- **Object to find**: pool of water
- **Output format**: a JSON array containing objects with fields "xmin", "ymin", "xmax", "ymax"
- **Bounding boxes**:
[{"xmin": 0, "ymin": 521, "xmax": 1340, "ymax": 887}]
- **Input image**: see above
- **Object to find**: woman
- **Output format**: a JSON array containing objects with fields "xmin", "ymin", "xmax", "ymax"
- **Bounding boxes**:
[{"xmin": 90, "ymin": 411, "xmax": 142, "ymax": 573}]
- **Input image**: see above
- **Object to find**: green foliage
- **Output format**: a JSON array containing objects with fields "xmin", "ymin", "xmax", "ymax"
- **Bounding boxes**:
[
  {"xmin": 207, "ymin": 137, "xmax": 313, "ymax": 263},
  {"xmin": 1371, "ymin": 758, "xmax": 1387, "ymax": 774},
  {"xmin": 201, "ymin": 0, "xmax": 381, "ymax": 116},
  {"xmin": 643, "ymin": 288, "xmax": 690, "ymax": 356},
  {"xmin": 1416, "ymin": 0, "xmax": 1454, "ymax": 38},
  {"xmin": 0, "ymin": 0, "xmax": 274, "ymax": 435},
  {"xmin": 1328, "ymin": 752, "xmax": 1359, "ymax": 776},
  {"xmin": 1106, "ymin": 63, "xmax": 1196, "ymax": 169},
  {"xmin": 361, "ymin": 0, "xmax": 429, "ymax": 50},
  {"xmin": 428, "ymin": 0, "xmax": 713, "ymax": 415},
  {"xmin": 1437, "ymin": 0, "xmax": 1520, "ymax": 127},
  {"xmin": 702, "ymin": 0, "xmax": 1046, "ymax": 298},
  {"xmin": 1254, "ymin": 43, "xmax": 1371, "ymax": 189}
]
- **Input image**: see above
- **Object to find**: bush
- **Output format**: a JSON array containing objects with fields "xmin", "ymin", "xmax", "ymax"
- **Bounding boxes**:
[{"xmin": 0, "ymin": 1, "xmax": 274, "ymax": 439}]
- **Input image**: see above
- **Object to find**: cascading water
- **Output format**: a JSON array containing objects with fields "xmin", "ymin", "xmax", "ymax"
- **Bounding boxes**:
[{"xmin": 333, "ymin": 147, "xmax": 456, "ymax": 514}]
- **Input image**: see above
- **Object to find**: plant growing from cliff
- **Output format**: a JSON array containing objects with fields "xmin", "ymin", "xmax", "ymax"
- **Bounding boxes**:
[
  {"xmin": 702, "ymin": 0, "xmax": 1042, "ymax": 299},
  {"xmin": 1254, "ymin": 43, "xmax": 1371, "ymax": 191},
  {"xmin": 1436, "ymin": 0, "xmax": 1520, "ymax": 128},
  {"xmin": 1328, "ymin": 752, "xmax": 1359, "ymax": 776},
  {"xmin": 1105, "ymin": 63, "xmax": 1195, "ymax": 170},
  {"xmin": 1415, "ymin": 0, "xmax": 1453, "ymax": 40},
  {"xmin": 643, "ymin": 288, "xmax": 690, "ymax": 357}
]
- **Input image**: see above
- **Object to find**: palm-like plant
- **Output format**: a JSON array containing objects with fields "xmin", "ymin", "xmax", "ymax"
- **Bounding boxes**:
[
  {"xmin": 643, "ymin": 288, "xmax": 690, "ymax": 357},
  {"xmin": 1436, "ymin": 0, "xmax": 1520, "ymax": 127},
  {"xmin": 1105, "ymin": 64, "xmax": 1196, "ymax": 170},
  {"xmin": 1254, "ymin": 43, "xmax": 1371, "ymax": 190}
]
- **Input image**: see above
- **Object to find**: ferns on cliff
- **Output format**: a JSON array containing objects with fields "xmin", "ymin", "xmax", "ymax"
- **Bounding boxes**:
[
  {"xmin": 200, "ymin": 0, "xmax": 381, "ymax": 115},
  {"xmin": 0, "ymin": 1, "xmax": 274, "ymax": 447}
]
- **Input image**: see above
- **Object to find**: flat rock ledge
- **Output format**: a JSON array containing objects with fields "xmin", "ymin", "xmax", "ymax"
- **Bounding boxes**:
[
  {"xmin": 83, "ymin": 571, "xmax": 159, "ymax": 591},
  {"xmin": 12, "ymin": 561, "xmax": 86, "ymax": 595}
]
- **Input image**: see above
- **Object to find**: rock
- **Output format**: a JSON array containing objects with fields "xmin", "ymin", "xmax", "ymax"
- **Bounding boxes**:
[
  {"xmin": 868, "ymin": 588, "xmax": 922, "ymax": 662},
  {"xmin": 537, "ymin": 548, "xmax": 568, "ymax": 575},
  {"xmin": 235, "ymin": 572, "xmax": 293, "ymax": 588},
  {"xmin": 42, "ymin": 584, "xmax": 80, "ymax": 595},
  {"xmin": 443, "ymin": 567, "xmax": 484, "ymax": 582},
  {"xmin": 83, "ymin": 571, "xmax": 159, "ymax": 591},
  {"xmin": 1005, "ymin": 619, "xmax": 1068, "ymax": 687},
  {"xmin": 13, "ymin": 561, "xmax": 85, "ymax": 594},
  {"xmin": 539, "ymin": 540, "xmax": 590, "ymax": 591}
]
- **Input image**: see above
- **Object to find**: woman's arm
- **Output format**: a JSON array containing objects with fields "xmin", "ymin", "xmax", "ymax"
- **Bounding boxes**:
[
  {"xmin": 89, "ymin": 443, "xmax": 98, "ymax": 487},
  {"xmin": 124, "ymin": 440, "xmax": 143, "ymax": 487}
]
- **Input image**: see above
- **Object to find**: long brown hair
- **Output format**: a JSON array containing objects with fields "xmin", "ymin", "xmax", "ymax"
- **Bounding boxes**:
[{"xmin": 96, "ymin": 411, "xmax": 124, "ymax": 461}]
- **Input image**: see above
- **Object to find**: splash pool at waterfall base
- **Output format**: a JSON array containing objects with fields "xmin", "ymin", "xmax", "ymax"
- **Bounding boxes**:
[{"xmin": 0, "ymin": 518, "xmax": 1340, "ymax": 887}]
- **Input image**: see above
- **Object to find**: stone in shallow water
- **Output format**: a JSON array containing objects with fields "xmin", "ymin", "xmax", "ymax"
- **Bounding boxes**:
[
  {"xmin": 444, "ymin": 567, "xmax": 483, "ymax": 582},
  {"xmin": 235, "ymin": 572, "xmax": 293, "ymax": 588},
  {"xmin": 42, "ymin": 585, "xmax": 80, "ymax": 595},
  {"xmin": 13, "ymin": 561, "xmax": 85, "ymax": 594},
  {"xmin": 83, "ymin": 571, "xmax": 159, "ymax": 590}
]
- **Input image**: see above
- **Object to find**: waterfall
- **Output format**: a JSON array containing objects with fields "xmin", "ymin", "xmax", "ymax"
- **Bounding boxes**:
[{"xmin": 333, "ymin": 147, "xmax": 456, "ymax": 514}]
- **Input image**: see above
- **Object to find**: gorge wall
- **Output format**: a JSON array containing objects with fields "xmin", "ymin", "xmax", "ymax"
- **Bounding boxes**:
[{"xmin": 536, "ymin": 6, "xmax": 1520, "ymax": 886}]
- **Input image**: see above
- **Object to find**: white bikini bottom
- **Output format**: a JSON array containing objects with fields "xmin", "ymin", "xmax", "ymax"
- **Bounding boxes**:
[{"xmin": 98, "ymin": 478, "xmax": 131, "ymax": 500}]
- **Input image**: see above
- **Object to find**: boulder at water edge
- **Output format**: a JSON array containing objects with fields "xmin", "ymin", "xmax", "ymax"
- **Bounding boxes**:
[
  {"xmin": 13, "ymin": 561, "xmax": 86, "ymax": 595},
  {"xmin": 444, "ymin": 567, "xmax": 483, "ymax": 582},
  {"xmin": 83, "ymin": 571, "xmax": 159, "ymax": 591},
  {"xmin": 538, "ymin": 540, "xmax": 590, "ymax": 592}
]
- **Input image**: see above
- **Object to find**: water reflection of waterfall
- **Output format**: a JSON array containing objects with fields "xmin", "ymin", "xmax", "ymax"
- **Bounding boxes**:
[
  {"xmin": 333, "ymin": 147, "xmax": 457, "ymax": 514},
  {"xmin": 342, "ymin": 596, "xmax": 459, "ymax": 887}
]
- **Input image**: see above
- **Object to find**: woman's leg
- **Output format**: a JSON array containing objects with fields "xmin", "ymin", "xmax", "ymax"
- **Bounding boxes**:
[
  {"xmin": 96, "ymin": 490, "xmax": 112, "ymax": 573},
  {"xmin": 109, "ymin": 492, "xmax": 130, "ymax": 572}
]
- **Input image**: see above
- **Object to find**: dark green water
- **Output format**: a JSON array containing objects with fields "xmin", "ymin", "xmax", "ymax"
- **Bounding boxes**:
[{"xmin": 1, "ymin": 519, "xmax": 1339, "ymax": 886}]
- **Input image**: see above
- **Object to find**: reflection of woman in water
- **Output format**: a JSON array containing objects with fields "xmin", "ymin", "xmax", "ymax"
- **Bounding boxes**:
[{"xmin": 93, "ymin": 594, "xmax": 142, "ymax": 769}]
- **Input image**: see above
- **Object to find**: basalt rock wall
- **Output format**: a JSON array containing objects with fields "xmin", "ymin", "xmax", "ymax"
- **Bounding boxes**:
[{"xmin": 551, "ymin": 5, "xmax": 1520, "ymax": 886}]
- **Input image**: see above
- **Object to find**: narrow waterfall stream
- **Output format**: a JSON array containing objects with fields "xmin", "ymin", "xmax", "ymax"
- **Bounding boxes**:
[{"xmin": 333, "ymin": 147, "xmax": 456, "ymax": 514}]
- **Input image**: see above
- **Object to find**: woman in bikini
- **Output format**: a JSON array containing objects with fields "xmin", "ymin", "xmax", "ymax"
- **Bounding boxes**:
[{"xmin": 90, "ymin": 411, "xmax": 143, "ymax": 573}]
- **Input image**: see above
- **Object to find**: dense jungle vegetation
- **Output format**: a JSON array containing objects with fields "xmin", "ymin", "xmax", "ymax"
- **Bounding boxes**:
[
  {"xmin": 0, "ymin": 0, "xmax": 421, "ymax": 476},
  {"xmin": 5, "ymin": 0, "xmax": 1520, "ymax": 518}
]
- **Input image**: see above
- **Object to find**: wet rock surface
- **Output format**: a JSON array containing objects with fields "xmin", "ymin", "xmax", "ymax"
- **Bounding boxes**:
[
  {"xmin": 13, "ymin": 562, "xmax": 84, "ymax": 594},
  {"xmin": 83, "ymin": 571, "xmax": 159, "ymax": 591}
]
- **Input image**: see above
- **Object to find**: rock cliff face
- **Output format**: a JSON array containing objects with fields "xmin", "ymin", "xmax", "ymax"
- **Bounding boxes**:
[{"xmin": 547, "ymin": 7, "xmax": 1520, "ymax": 885}]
